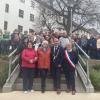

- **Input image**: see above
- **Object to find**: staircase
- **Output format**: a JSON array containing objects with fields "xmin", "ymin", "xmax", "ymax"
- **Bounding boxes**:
[
  {"xmin": 13, "ymin": 75, "xmax": 85, "ymax": 93},
  {"xmin": 2, "ymin": 42, "xmax": 94, "ymax": 93}
]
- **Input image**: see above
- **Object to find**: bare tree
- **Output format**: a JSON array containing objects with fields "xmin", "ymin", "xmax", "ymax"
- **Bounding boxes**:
[
  {"xmin": 33, "ymin": 0, "xmax": 100, "ymax": 35},
  {"xmin": 31, "ymin": 0, "xmax": 35, "ymax": 9},
  {"xmin": 40, "ymin": 8, "xmax": 56, "ymax": 32}
]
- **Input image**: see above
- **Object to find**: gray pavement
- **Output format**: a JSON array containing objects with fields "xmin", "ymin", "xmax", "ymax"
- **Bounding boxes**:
[{"xmin": 0, "ymin": 91, "xmax": 100, "ymax": 100}]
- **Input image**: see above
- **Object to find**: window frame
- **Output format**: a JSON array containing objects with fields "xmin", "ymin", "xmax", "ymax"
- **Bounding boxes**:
[
  {"xmin": 4, "ymin": 21, "xmax": 8, "ymax": 30},
  {"xmin": 5, "ymin": 4, "xmax": 9, "ymax": 13},
  {"xmin": 20, "ymin": 0, "xmax": 25, "ymax": 3},
  {"xmin": 19, "ymin": 9, "xmax": 24, "ymax": 18},
  {"xmin": 30, "ymin": 14, "xmax": 34, "ymax": 22},
  {"xmin": 18, "ymin": 25, "xmax": 23, "ymax": 32}
]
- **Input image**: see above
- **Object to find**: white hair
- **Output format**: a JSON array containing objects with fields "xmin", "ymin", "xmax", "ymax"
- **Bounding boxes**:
[{"xmin": 42, "ymin": 40, "xmax": 49, "ymax": 45}]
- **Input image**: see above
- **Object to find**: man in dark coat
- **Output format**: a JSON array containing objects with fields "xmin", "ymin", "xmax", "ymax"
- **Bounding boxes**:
[
  {"xmin": 51, "ymin": 38, "xmax": 64, "ymax": 94},
  {"xmin": 11, "ymin": 32, "xmax": 21, "ymax": 51},
  {"xmin": 88, "ymin": 35, "xmax": 97, "ymax": 59},
  {"xmin": 15, "ymin": 37, "xmax": 29, "ymax": 77}
]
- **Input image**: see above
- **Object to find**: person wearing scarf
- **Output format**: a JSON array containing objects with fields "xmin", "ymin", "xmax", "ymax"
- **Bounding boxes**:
[
  {"xmin": 63, "ymin": 42, "xmax": 78, "ymax": 95},
  {"xmin": 37, "ymin": 40, "xmax": 51, "ymax": 93}
]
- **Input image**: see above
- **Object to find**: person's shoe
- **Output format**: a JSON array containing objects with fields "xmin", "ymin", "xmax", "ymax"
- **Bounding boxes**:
[
  {"xmin": 41, "ymin": 88, "xmax": 45, "ymax": 93},
  {"xmin": 72, "ymin": 91, "xmax": 76, "ymax": 95},
  {"xmin": 54, "ymin": 87, "xmax": 57, "ymax": 91},
  {"xmin": 24, "ymin": 91, "xmax": 28, "ymax": 94},
  {"xmin": 57, "ymin": 89, "xmax": 61, "ymax": 95},
  {"xmin": 41, "ymin": 90, "xmax": 45, "ymax": 93},
  {"xmin": 30, "ymin": 90, "xmax": 34, "ymax": 93},
  {"xmin": 66, "ymin": 89, "xmax": 70, "ymax": 93}
]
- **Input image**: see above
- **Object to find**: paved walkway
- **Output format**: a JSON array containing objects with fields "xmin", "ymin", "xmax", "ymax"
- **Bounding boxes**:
[{"xmin": 0, "ymin": 91, "xmax": 100, "ymax": 100}]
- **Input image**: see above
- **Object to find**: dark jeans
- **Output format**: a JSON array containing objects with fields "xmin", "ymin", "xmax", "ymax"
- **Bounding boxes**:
[
  {"xmin": 22, "ymin": 67, "xmax": 35, "ymax": 91},
  {"xmin": 39, "ymin": 69, "xmax": 48, "ymax": 91},
  {"xmin": 64, "ymin": 68, "xmax": 75, "ymax": 91},
  {"xmin": 52, "ymin": 67, "xmax": 61, "ymax": 90}
]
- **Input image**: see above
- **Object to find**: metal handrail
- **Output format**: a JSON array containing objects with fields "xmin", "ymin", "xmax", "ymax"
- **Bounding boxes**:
[
  {"xmin": 79, "ymin": 55, "xmax": 87, "ymax": 66},
  {"xmin": 8, "ymin": 49, "xmax": 17, "ymax": 58},
  {"xmin": 8, "ymin": 48, "xmax": 19, "ymax": 78},
  {"xmin": 75, "ymin": 42, "xmax": 90, "ymax": 85},
  {"xmin": 6, "ymin": 64, "xmax": 19, "ymax": 83},
  {"xmin": 11, "ymin": 55, "xmax": 20, "ymax": 65},
  {"xmin": 74, "ymin": 42, "xmax": 90, "ymax": 59}
]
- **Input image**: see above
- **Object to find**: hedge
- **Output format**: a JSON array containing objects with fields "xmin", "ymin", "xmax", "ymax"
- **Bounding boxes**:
[
  {"xmin": 90, "ymin": 65, "xmax": 100, "ymax": 91},
  {"xmin": 0, "ymin": 56, "xmax": 9, "ymax": 88}
]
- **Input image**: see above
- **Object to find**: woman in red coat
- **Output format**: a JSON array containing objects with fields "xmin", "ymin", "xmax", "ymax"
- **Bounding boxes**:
[
  {"xmin": 21, "ymin": 41, "xmax": 37, "ymax": 93},
  {"xmin": 37, "ymin": 40, "xmax": 51, "ymax": 93}
]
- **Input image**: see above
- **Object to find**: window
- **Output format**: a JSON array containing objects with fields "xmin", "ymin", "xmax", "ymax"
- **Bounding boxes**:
[
  {"xmin": 31, "ymin": 0, "xmax": 35, "ymax": 8},
  {"xmin": 19, "ymin": 9, "xmax": 24, "ymax": 18},
  {"xmin": 18, "ymin": 25, "xmax": 23, "ymax": 32},
  {"xmin": 29, "ymin": 29, "xmax": 34, "ymax": 33},
  {"xmin": 4, "ymin": 21, "xmax": 8, "ymax": 30},
  {"xmin": 20, "ymin": 0, "xmax": 25, "ymax": 3},
  {"xmin": 24, "ymin": 31, "xmax": 28, "ymax": 34},
  {"xmin": 49, "ymin": 0, "xmax": 53, "ymax": 6},
  {"xmin": 30, "ymin": 14, "xmax": 34, "ymax": 22},
  {"xmin": 5, "ymin": 4, "xmax": 9, "ymax": 13}
]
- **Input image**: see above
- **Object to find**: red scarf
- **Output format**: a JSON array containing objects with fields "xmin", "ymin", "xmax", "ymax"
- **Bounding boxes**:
[{"xmin": 65, "ymin": 50, "xmax": 75, "ymax": 68}]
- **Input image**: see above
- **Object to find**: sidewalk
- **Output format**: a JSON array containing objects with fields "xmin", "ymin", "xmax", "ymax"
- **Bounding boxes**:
[{"xmin": 0, "ymin": 91, "xmax": 100, "ymax": 100}]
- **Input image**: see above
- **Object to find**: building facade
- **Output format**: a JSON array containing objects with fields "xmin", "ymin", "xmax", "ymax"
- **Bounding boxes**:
[{"xmin": 0, "ymin": 0, "xmax": 40, "ymax": 34}]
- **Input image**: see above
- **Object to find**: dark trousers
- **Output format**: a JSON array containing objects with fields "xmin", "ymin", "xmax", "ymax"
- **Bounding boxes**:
[
  {"xmin": 40, "ymin": 69, "xmax": 48, "ymax": 91},
  {"xmin": 82, "ymin": 46, "xmax": 88, "ymax": 54},
  {"xmin": 64, "ymin": 68, "xmax": 75, "ymax": 91},
  {"xmin": 22, "ymin": 67, "xmax": 35, "ymax": 91},
  {"xmin": 89, "ymin": 49, "xmax": 97, "ymax": 59},
  {"xmin": 97, "ymin": 49, "xmax": 100, "ymax": 60},
  {"xmin": 52, "ymin": 67, "xmax": 61, "ymax": 90}
]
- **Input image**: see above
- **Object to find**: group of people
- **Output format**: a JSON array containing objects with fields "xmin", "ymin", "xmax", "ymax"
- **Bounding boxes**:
[
  {"xmin": 72, "ymin": 34, "xmax": 100, "ymax": 59},
  {"xmin": 1, "ymin": 28, "xmax": 100, "ymax": 60},
  {"xmin": 13, "ymin": 29, "xmax": 79, "ymax": 95}
]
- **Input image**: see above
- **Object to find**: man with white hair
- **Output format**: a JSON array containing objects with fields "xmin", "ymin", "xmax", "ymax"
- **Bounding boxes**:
[{"xmin": 59, "ymin": 31, "xmax": 70, "ymax": 49}]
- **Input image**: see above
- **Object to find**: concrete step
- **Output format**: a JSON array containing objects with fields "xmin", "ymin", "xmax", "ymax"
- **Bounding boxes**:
[
  {"xmin": 14, "ymin": 76, "xmax": 85, "ymax": 93},
  {"xmin": 14, "ymin": 77, "xmax": 66, "ymax": 91},
  {"xmin": 16, "ymin": 76, "xmax": 66, "ymax": 83}
]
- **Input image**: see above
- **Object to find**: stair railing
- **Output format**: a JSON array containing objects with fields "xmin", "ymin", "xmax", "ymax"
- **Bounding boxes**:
[{"xmin": 74, "ymin": 42, "xmax": 90, "ymax": 85}]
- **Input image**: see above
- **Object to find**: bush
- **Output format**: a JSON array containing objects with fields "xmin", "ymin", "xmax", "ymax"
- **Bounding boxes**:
[
  {"xmin": 0, "ymin": 58, "xmax": 8, "ymax": 88},
  {"xmin": 90, "ymin": 67, "xmax": 100, "ymax": 91},
  {"xmin": 0, "ymin": 55, "xmax": 8, "ymax": 60},
  {"xmin": 93, "ymin": 65, "xmax": 100, "ymax": 71}
]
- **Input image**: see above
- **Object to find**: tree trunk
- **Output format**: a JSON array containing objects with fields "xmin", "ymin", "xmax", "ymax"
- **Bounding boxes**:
[{"xmin": 67, "ymin": 7, "xmax": 71, "ymax": 36}]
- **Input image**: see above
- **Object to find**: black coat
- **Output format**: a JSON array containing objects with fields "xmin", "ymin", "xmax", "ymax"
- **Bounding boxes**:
[{"xmin": 50, "ymin": 45, "xmax": 64, "ymax": 68}]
